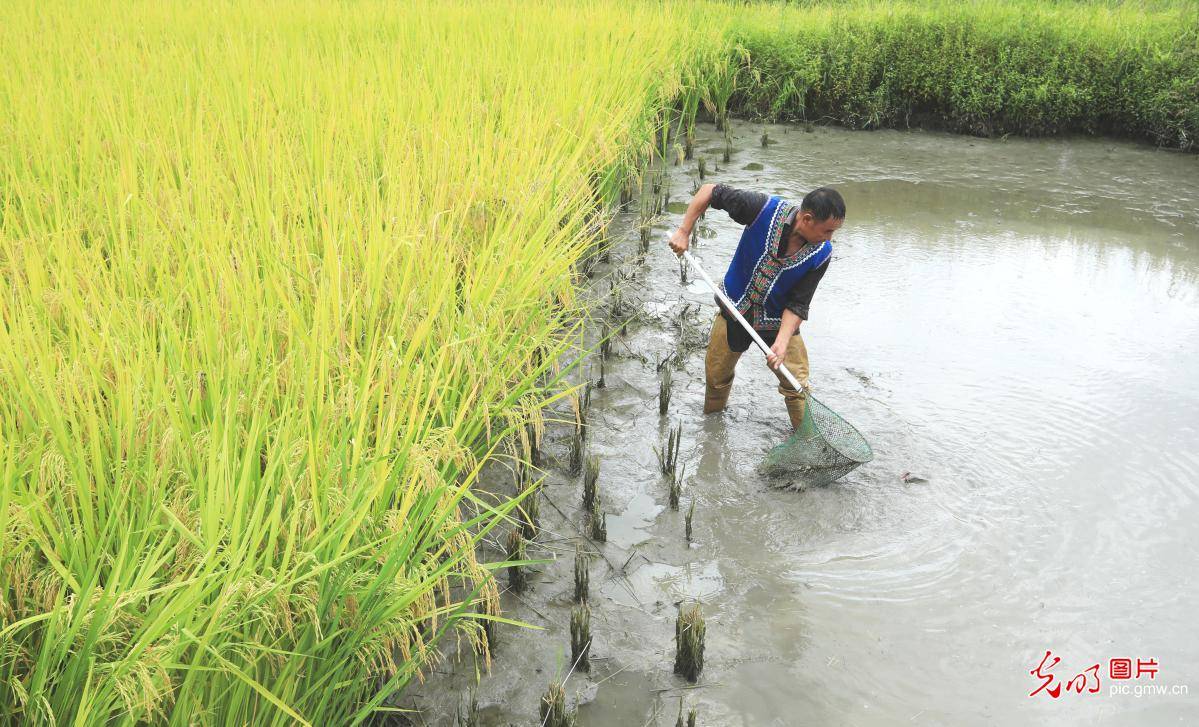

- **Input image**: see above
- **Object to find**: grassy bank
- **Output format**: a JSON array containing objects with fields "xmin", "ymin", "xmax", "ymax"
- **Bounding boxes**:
[
  {"xmin": 0, "ymin": 1, "xmax": 726, "ymax": 723},
  {"xmin": 724, "ymin": 0, "xmax": 1199, "ymax": 148}
]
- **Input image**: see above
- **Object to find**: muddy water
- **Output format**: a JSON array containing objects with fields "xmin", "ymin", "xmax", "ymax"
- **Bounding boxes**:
[{"xmin": 403, "ymin": 124, "xmax": 1199, "ymax": 725}]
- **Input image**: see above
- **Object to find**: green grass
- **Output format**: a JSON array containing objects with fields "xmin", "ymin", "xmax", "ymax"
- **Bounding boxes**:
[{"xmin": 726, "ymin": 0, "xmax": 1199, "ymax": 148}]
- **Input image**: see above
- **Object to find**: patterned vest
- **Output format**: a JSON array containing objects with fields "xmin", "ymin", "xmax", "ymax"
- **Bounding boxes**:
[{"xmin": 721, "ymin": 195, "xmax": 833, "ymax": 328}]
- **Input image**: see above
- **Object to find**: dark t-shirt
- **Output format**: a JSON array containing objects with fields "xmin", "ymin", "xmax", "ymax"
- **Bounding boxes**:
[{"xmin": 709, "ymin": 183, "xmax": 830, "ymax": 353}]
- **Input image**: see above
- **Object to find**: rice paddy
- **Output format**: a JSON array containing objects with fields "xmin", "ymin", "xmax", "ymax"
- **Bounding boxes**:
[
  {"xmin": 0, "ymin": 1, "xmax": 727, "ymax": 722},
  {"xmin": 2, "ymin": 0, "xmax": 1195, "ymax": 723}
]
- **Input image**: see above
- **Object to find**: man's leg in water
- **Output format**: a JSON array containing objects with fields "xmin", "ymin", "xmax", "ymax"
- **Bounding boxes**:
[
  {"xmin": 704, "ymin": 313, "xmax": 743, "ymax": 413},
  {"xmin": 770, "ymin": 330, "xmax": 810, "ymax": 429}
]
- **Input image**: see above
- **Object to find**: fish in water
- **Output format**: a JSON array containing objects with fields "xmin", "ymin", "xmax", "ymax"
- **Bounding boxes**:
[
  {"xmin": 901, "ymin": 472, "xmax": 928, "ymax": 484},
  {"xmin": 845, "ymin": 367, "xmax": 873, "ymax": 387}
]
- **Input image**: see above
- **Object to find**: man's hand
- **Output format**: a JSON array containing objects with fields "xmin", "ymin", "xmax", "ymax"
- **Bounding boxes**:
[
  {"xmin": 668, "ymin": 227, "xmax": 689, "ymax": 257},
  {"xmin": 766, "ymin": 308, "xmax": 803, "ymax": 370},
  {"xmin": 670, "ymin": 184, "xmax": 714, "ymax": 257},
  {"xmin": 765, "ymin": 335, "xmax": 788, "ymax": 370}
]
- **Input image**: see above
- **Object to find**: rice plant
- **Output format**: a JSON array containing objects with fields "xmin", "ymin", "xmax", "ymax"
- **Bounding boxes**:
[
  {"xmin": 600, "ymin": 320, "xmax": 614, "ymax": 358},
  {"xmin": 568, "ymin": 381, "xmax": 592, "ymax": 475},
  {"xmin": 506, "ymin": 529, "xmax": 530, "ymax": 593},
  {"xmin": 661, "ymin": 424, "xmax": 681, "ymax": 475},
  {"xmin": 0, "ymin": 1, "xmax": 731, "ymax": 722},
  {"xmin": 609, "ymin": 283, "xmax": 626, "ymax": 323},
  {"xmin": 656, "ymin": 419, "xmax": 684, "ymax": 510},
  {"xmin": 526, "ymin": 419, "xmax": 542, "ymax": 468},
  {"xmin": 458, "ymin": 689, "xmax": 480, "ymax": 727},
  {"xmin": 659, "ymin": 357, "xmax": 674, "ymax": 415},
  {"xmin": 519, "ymin": 480, "xmax": 541, "ymax": 540},
  {"xmin": 674, "ymin": 604, "xmax": 707, "ymax": 683},
  {"xmin": 582, "ymin": 455, "xmax": 600, "ymax": 511},
  {"xmin": 569, "ymin": 426, "xmax": 586, "ymax": 477},
  {"xmin": 589, "ymin": 495, "xmax": 607, "ymax": 542},
  {"xmin": 570, "ymin": 604, "xmax": 592, "ymax": 672},
  {"xmin": 669, "ymin": 463, "xmax": 686, "ymax": 510},
  {"xmin": 574, "ymin": 543, "xmax": 591, "ymax": 604},
  {"xmin": 676, "ymin": 700, "xmax": 698, "ymax": 727},
  {"xmin": 659, "ymin": 421, "xmax": 683, "ymax": 474},
  {"xmin": 539, "ymin": 680, "xmax": 577, "ymax": 727},
  {"xmin": 577, "ymin": 382, "xmax": 593, "ymax": 440}
]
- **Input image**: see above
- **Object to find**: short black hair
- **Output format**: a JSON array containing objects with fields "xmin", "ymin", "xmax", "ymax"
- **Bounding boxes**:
[{"xmin": 800, "ymin": 187, "xmax": 846, "ymax": 221}]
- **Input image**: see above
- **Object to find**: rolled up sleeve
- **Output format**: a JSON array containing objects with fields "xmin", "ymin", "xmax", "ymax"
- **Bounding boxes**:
[{"xmin": 710, "ymin": 183, "xmax": 769, "ymax": 227}]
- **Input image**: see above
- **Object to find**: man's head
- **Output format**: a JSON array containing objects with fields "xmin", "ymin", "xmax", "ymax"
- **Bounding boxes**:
[{"xmin": 793, "ymin": 187, "xmax": 845, "ymax": 244}]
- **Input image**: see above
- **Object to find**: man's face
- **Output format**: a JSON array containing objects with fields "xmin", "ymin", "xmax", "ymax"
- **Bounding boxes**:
[{"xmin": 796, "ymin": 212, "xmax": 843, "ymax": 244}]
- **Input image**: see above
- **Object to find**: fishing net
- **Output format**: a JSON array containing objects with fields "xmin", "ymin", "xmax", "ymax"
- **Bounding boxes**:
[{"xmin": 761, "ymin": 391, "xmax": 873, "ymax": 488}]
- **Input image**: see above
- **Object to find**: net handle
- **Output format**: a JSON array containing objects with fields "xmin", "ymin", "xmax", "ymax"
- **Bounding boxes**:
[{"xmin": 680, "ymin": 249, "xmax": 803, "ymax": 392}]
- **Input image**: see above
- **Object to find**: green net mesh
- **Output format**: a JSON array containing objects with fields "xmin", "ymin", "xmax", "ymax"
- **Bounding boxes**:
[{"xmin": 761, "ymin": 391, "xmax": 873, "ymax": 488}]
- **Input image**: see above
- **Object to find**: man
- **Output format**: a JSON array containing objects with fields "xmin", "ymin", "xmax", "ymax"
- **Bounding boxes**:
[{"xmin": 668, "ymin": 183, "xmax": 845, "ymax": 430}]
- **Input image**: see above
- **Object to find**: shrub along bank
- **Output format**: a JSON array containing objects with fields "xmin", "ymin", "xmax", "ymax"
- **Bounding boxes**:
[{"xmin": 723, "ymin": 1, "xmax": 1198, "ymax": 149}]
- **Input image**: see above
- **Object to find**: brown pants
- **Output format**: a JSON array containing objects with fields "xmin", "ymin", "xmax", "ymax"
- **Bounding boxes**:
[{"xmin": 703, "ymin": 313, "xmax": 809, "ymax": 429}]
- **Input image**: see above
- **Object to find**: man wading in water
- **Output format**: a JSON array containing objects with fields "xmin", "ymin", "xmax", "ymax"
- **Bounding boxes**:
[{"xmin": 668, "ymin": 184, "xmax": 844, "ymax": 430}]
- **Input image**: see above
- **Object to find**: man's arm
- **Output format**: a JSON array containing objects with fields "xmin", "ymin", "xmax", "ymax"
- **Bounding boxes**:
[
  {"xmin": 682, "ymin": 182, "xmax": 768, "ymax": 229},
  {"xmin": 679, "ymin": 183, "xmax": 714, "ymax": 236},
  {"xmin": 766, "ymin": 258, "xmax": 830, "ymax": 371},
  {"xmin": 668, "ymin": 183, "xmax": 711, "ymax": 256},
  {"xmin": 668, "ymin": 183, "xmax": 769, "ymax": 256}
]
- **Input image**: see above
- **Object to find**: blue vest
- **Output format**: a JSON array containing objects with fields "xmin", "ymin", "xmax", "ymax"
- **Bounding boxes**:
[{"xmin": 722, "ymin": 195, "xmax": 833, "ymax": 328}]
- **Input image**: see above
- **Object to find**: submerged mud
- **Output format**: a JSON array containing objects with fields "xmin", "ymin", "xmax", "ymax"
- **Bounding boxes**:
[{"xmin": 400, "ymin": 123, "xmax": 1199, "ymax": 725}]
